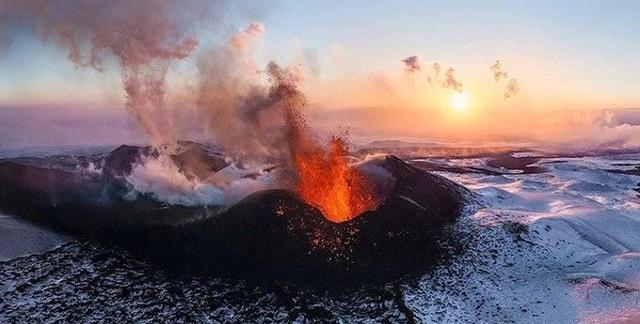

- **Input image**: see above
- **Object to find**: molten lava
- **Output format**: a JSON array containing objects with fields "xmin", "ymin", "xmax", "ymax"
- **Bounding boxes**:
[
  {"xmin": 265, "ymin": 62, "xmax": 379, "ymax": 222},
  {"xmin": 292, "ymin": 135, "xmax": 379, "ymax": 223}
]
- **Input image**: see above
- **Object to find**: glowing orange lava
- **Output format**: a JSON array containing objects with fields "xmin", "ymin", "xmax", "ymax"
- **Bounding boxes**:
[
  {"xmin": 268, "ymin": 64, "xmax": 379, "ymax": 223},
  {"xmin": 292, "ymin": 135, "xmax": 379, "ymax": 223}
]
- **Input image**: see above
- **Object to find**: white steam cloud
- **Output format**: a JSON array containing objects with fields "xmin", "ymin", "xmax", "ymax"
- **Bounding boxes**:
[
  {"xmin": 126, "ymin": 154, "xmax": 224, "ymax": 206},
  {"xmin": 125, "ymin": 153, "xmax": 278, "ymax": 206}
]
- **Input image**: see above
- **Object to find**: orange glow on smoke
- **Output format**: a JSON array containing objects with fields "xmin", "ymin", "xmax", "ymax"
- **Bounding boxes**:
[{"xmin": 292, "ymin": 135, "xmax": 379, "ymax": 223}]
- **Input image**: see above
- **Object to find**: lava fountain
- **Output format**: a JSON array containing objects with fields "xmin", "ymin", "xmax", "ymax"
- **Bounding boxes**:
[
  {"xmin": 242, "ymin": 62, "xmax": 382, "ymax": 223},
  {"xmin": 291, "ymin": 135, "xmax": 380, "ymax": 222}
]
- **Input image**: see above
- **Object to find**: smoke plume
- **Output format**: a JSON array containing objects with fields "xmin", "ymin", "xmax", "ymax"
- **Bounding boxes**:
[
  {"xmin": 1, "ymin": 2, "xmax": 317, "ymax": 207},
  {"xmin": 490, "ymin": 60, "xmax": 509, "ymax": 81},
  {"xmin": 443, "ymin": 68, "xmax": 463, "ymax": 92},
  {"xmin": 230, "ymin": 22, "xmax": 265, "ymax": 51},
  {"xmin": 426, "ymin": 62, "xmax": 441, "ymax": 84},
  {"xmin": 0, "ymin": 0, "xmax": 205, "ymax": 146},
  {"xmin": 425, "ymin": 62, "xmax": 463, "ymax": 92},
  {"xmin": 402, "ymin": 55, "xmax": 421, "ymax": 73},
  {"xmin": 125, "ymin": 22, "xmax": 310, "ymax": 205},
  {"xmin": 195, "ymin": 22, "xmax": 306, "ymax": 165},
  {"xmin": 504, "ymin": 79, "xmax": 520, "ymax": 99},
  {"xmin": 196, "ymin": 29, "xmax": 380, "ymax": 218},
  {"xmin": 2, "ymin": 4, "xmax": 382, "ymax": 213},
  {"xmin": 490, "ymin": 60, "xmax": 520, "ymax": 99}
]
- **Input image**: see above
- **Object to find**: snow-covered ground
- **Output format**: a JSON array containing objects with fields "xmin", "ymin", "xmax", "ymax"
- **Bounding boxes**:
[
  {"xmin": 0, "ymin": 214, "xmax": 71, "ymax": 262},
  {"xmin": 403, "ymin": 154, "xmax": 640, "ymax": 323}
]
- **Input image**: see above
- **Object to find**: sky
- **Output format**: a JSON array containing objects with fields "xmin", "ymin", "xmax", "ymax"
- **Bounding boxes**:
[
  {"xmin": 1, "ymin": 0, "xmax": 639, "ymax": 148},
  {"xmin": 266, "ymin": 0, "xmax": 640, "ymax": 110}
]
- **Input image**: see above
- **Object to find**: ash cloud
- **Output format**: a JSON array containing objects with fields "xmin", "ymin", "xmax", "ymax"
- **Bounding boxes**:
[
  {"xmin": 443, "ymin": 68, "xmax": 463, "ymax": 92},
  {"xmin": 229, "ymin": 22, "xmax": 265, "ymax": 51},
  {"xmin": 402, "ymin": 55, "xmax": 421, "ymax": 73},
  {"xmin": 1, "ymin": 2, "xmax": 316, "ymax": 206},
  {"xmin": 1, "ymin": 3, "xmax": 387, "ymax": 208},
  {"xmin": 426, "ymin": 62, "xmax": 463, "ymax": 92},
  {"xmin": 504, "ymin": 79, "xmax": 520, "ymax": 99},
  {"xmin": 0, "ymin": 0, "xmax": 207, "ymax": 146},
  {"xmin": 194, "ymin": 24, "xmax": 307, "ymax": 165},
  {"xmin": 490, "ymin": 60, "xmax": 520, "ymax": 99},
  {"xmin": 490, "ymin": 60, "xmax": 509, "ymax": 81},
  {"xmin": 126, "ymin": 22, "xmax": 312, "ymax": 205}
]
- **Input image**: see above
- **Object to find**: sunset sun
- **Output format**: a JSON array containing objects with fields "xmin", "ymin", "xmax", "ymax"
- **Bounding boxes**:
[{"xmin": 450, "ymin": 92, "xmax": 470, "ymax": 111}]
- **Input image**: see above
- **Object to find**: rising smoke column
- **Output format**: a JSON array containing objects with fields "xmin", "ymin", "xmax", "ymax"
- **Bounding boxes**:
[
  {"xmin": 230, "ymin": 22, "xmax": 265, "ymax": 50},
  {"xmin": 490, "ymin": 60, "xmax": 520, "ymax": 99},
  {"xmin": 200, "ymin": 51, "xmax": 380, "ymax": 220},
  {"xmin": 0, "ymin": 2, "xmax": 304, "ymax": 206},
  {"xmin": 424, "ymin": 61, "xmax": 463, "ymax": 92},
  {"xmin": 443, "ymin": 68, "xmax": 463, "ymax": 92},
  {"xmin": 194, "ymin": 25, "xmax": 380, "ymax": 220},
  {"xmin": 0, "ymin": 0, "xmax": 204, "ymax": 146},
  {"xmin": 402, "ymin": 55, "xmax": 421, "ymax": 73},
  {"xmin": 1, "ymin": 3, "xmax": 381, "ymax": 216},
  {"xmin": 490, "ymin": 60, "xmax": 509, "ymax": 81},
  {"xmin": 427, "ymin": 62, "xmax": 442, "ymax": 84},
  {"xmin": 504, "ymin": 78, "xmax": 520, "ymax": 99},
  {"xmin": 195, "ymin": 23, "xmax": 300, "ymax": 164}
]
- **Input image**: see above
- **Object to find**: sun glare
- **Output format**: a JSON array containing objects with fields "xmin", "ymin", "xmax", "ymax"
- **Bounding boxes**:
[{"xmin": 451, "ymin": 92, "xmax": 470, "ymax": 111}]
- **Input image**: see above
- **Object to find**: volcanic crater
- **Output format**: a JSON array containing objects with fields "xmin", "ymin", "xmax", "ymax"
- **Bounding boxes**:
[{"xmin": 0, "ymin": 143, "xmax": 473, "ymax": 282}]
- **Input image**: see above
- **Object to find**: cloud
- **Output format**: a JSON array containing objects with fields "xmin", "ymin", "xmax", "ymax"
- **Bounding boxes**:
[
  {"xmin": 229, "ymin": 22, "xmax": 265, "ymax": 51},
  {"xmin": 490, "ymin": 60, "xmax": 520, "ymax": 99},
  {"xmin": 443, "ymin": 68, "xmax": 463, "ymax": 92},
  {"xmin": 490, "ymin": 60, "xmax": 509, "ymax": 81},
  {"xmin": 0, "ymin": 0, "xmax": 219, "ymax": 146},
  {"xmin": 504, "ymin": 79, "xmax": 520, "ymax": 99},
  {"xmin": 125, "ymin": 153, "xmax": 225, "ymax": 206},
  {"xmin": 402, "ymin": 55, "xmax": 421, "ymax": 73},
  {"xmin": 425, "ymin": 62, "xmax": 463, "ymax": 92}
]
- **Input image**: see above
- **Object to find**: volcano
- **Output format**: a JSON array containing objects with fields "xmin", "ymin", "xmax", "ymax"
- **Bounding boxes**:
[{"xmin": 0, "ymin": 144, "xmax": 472, "ymax": 281}]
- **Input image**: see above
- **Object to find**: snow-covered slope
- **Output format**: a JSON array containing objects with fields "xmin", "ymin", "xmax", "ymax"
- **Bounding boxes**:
[
  {"xmin": 403, "ymin": 154, "xmax": 640, "ymax": 322},
  {"xmin": 0, "ymin": 214, "xmax": 71, "ymax": 262}
]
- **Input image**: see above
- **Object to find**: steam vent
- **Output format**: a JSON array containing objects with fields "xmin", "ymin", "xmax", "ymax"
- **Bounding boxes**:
[{"xmin": 0, "ymin": 144, "xmax": 471, "ymax": 282}]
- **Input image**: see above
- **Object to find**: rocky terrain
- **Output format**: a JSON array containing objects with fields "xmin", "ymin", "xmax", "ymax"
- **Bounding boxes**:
[
  {"xmin": 4, "ymin": 145, "xmax": 639, "ymax": 322},
  {"xmin": 0, "ymin": 143, "xmax": 472, "ymax": 281}
]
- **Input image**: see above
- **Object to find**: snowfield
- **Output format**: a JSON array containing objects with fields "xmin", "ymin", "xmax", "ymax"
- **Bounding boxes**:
[
  {"xmin": 405, "ymin": 153, "xmax": 640, "ymax": 322},
  {"xmin": 0, "ymin": 214, "xmax": 71, "ymax": 262}
]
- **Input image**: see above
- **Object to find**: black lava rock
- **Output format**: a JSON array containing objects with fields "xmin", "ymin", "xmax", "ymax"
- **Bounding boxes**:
[{"xmin": 190, "ymin": 155, "xmax": 471, "ymax": 281}]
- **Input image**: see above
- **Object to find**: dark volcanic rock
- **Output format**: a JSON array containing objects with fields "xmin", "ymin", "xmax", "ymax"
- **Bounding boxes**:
[
  {"xmin": 607, "ymin": 165, "xmax": 640, "ymax": 177},
  {"xmin": 0, "ymin": 161, "xmax": 106, "ymax": 209},
  {"xmin": 411, "ymin": 159, "xmax": 504, "ymax": 176},
  {"xmin": 486, "ymin": 153, "xmax": 545, "ymax": 174},
  {"xmin": 103, "ymin": 142, "xmax": 228, "ymax": 180},
  {"xmin": 0, "ymin": 153, "xmax": 471, "ymax": 281},
  {"xmin": 199, "ymin": 156, "xmax": 470, "ymax": 280},
  {"xmin": 103, "ymin": 144, "xmax": 150, "ymax": 176},
  {"xmin": 171, "ymin": 141, "xmax": 228, "ymax": 180}
]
